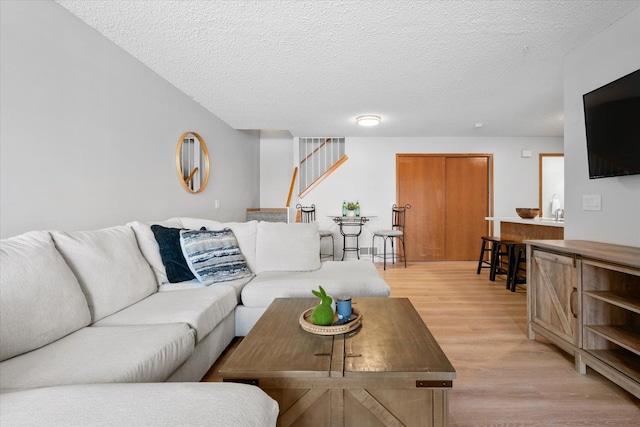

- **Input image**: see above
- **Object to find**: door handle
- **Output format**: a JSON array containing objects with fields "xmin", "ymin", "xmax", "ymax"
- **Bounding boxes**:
[{"xmin": 570, "ymin": 288, "xmax": 578, "ymax": 319}]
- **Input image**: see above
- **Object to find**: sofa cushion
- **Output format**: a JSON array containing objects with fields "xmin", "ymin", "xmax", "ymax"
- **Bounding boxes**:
[
  {"xmin": 241, "ymin": 260, "xmax": 391, "ymax": 308},
  {"xmin": 158, "ymin": 278, "xmax": 205, "ymax": 291},
  {"xmin": 0, "ymin": 231, "xmax": 91, "ymax": 362},
  {"xmin": 158, "ymin": 276, "xmax": 253, "ymax": 303},
  {"xmin": 151, "ymin": 224, "xmax": 196, "ymax": 283},
  {"xmin": 94, "ymin": 285, "xmax": 237, "ymax": 343},
  {"xmin": 0, "ymin": 324, "xmax": 195, "ymax": 392},
  {"xmin": 180, "ymin": 228, "xmax": 252, "ymax": 285},
  {"xmin": 255, "ymin": 222, "xmax": 321, "ymax": 274},
  {"xmin": 128, "ymin": 219, "xmax": 184, "ymax": 286},
  {"xmin": 51, "ymin": 226, "xmax": 157, "ymax": 322},
  {"xmin": 178, "ymin": 218, "xmax": 259, "ymax": 274},
  {"xmin": 0, "ymin": 382, "xmax": 279, "ymax": 427}
]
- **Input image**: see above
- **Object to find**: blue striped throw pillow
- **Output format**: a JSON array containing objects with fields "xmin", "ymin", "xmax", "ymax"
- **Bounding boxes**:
[{"xmin": 179, "ymin": 228, "xmax": 252, "ymax": 285}]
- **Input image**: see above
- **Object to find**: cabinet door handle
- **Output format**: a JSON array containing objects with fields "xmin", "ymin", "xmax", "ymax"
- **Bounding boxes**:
[{"xmin": 570, "ymin": 288, "xmax": 578, "ymax": 318}]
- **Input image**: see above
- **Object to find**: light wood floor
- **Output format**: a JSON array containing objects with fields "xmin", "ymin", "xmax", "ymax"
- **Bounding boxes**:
[{"xmin": 205, "ymin": 261, "xmax": 640, "ymax": 426}]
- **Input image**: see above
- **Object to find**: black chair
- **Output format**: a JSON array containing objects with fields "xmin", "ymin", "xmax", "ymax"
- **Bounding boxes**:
[
  {"xmin": 371, "ymin": 204, "xmax": 411, "ymax": 270},
  {"xmin": 296, "ymin": 204, "xmax": 334, "ymax": 260}
]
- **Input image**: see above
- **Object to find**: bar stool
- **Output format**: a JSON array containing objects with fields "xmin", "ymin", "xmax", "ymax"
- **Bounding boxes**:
[
  {"xmin": 477, "ymin": 236, "xmax": 500, "ymax": 274},
  {"xmin": 372, "ymin": 204, "xmax": 411, "ymax": 270},
  {"xmin": 490, "ymin": 239, "xmax": 518, "ymax": 282},
  {"xmin": 508, "ymin": 243, "xmax": 527, "ymax": 292}
]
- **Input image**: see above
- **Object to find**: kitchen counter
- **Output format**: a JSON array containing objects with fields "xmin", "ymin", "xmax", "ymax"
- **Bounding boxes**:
[
  {"xmin": 485, "ymin": 217, "xmax": 564, "ymax": 242},
  {"xmin": 485, "ymin": 217, "xmax": 565, "ymax": 227}
]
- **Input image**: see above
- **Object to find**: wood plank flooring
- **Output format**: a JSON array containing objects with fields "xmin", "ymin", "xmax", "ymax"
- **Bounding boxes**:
[{"xmin": 204, "ymin": 261, "xmax": 640, "ymax": 426}]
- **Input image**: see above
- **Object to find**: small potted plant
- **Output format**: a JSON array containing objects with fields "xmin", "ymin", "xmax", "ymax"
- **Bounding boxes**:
[{"xmin": 346, "ymin": 202, "xmax": 357, "ymax": 217}]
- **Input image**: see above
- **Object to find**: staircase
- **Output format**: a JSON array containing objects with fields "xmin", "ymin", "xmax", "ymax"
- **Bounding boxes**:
[
  {"xmin": 246, "ymin": 137, "xmax": 347, "ymax": 222},
  {"xmin": 298, "ymin": 137, "xmax": 348, "ymax": 198}
]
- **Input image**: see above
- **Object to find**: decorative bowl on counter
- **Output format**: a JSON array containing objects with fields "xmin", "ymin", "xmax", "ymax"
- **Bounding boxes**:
[{"xmin": 516, "ymin": 208, "xmax": 540, "ymax": 219}]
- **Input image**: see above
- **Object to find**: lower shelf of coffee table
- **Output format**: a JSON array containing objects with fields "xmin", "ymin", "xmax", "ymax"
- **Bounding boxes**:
[{"xmin": 224, "ymin": 376, "xmax": 451, "ymax": 427}]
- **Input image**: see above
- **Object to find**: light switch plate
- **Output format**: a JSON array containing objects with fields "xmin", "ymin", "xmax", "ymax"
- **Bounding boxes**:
[{"xmin": 582, "ymin": 194, "xmax": 602, "ymax": 211}]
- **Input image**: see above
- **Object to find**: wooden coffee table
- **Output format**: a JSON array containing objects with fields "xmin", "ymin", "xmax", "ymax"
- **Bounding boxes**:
[{"xmin": 220, "ymin": 297, "xmax": 456, "ymax": 427}]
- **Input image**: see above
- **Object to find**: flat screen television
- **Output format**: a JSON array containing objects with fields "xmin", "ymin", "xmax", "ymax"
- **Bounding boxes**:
[{"xmin": 583, "ymin": 68, "xmax": 640, "ymax": 179}]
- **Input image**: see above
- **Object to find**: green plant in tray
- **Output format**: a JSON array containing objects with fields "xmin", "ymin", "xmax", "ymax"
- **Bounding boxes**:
[{"xmin": 310, "ymin": 285, "xmax": 334, "ymax": 326}]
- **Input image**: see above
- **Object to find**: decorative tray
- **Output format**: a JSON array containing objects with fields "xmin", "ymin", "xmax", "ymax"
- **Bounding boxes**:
[{"xmin": 299, "ymin": 308, "xmax": 362, "ymax": 335}]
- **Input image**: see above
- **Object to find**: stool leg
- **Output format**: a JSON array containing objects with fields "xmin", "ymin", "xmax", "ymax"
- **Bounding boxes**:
[
  {"xmin": 508, "ymin": 247, "xmax": 517, "ymax": 291},
  {"xmin": 506, "ymin": 244, "xmax": 516, "ymax": 290},
  {"xmin": 330, "ymin": 235, "xmax": 335, "ymax": 261},
  {"xmin": 518, "ymin": 246, "xmax": 526, "ymax": 290},
  {"xmin": 477, "ymin": 239, "xmax": 488, "ymax": 274},
  {"xmin": 509, "ymin": 246, "xmax": 526, "ymax": 292},
  {"xmin": 401, "ymin": 236, "xmax": 406, "ymax": 268},
  {"xmin": 391, "ymin": 238, "xmax": 395, "ymax": 265},
  {"xmin": 509, "ymin": 247, "xmax": 517, "ymax": 292},
  {"xmin": 342, "ymin": 234, "xmax": 347, "ymax": 261},
  {"xmin": 383, "ymin": 236, "xmax": 388, "ymax": 270},
  {"xmin": 489, "ymin": 243, "xmax": 500, "ymax": 281}
]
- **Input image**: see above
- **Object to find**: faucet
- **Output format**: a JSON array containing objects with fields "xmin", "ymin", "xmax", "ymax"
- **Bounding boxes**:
[{"xmin": 554, "ymin": 208, "xmax": 565, "ymax": 221}]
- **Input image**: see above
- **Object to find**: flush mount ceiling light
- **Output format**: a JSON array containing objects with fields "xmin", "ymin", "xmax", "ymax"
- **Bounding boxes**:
[{"xmin": 355, "ymin": 115, "xmax": 381, "ymax": 127}]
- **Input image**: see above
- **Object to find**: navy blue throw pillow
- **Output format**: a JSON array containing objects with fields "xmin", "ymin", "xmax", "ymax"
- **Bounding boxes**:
[{"xmin": 151, "ymin": 224, "xmax": 196, "ymax": 283}]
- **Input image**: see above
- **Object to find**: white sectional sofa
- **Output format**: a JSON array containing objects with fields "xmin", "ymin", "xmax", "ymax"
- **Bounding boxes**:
[{"xmin": 0, "ymin": 217, "xmax": 390, "ymax": 426}]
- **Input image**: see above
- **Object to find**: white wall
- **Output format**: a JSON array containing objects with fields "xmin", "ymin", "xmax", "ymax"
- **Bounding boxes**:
[
  {"xmin": 282, "ymin": 136, "xmax": 563, "ymax": 257},
  {"xmin": 0, "ymin": 1, "xmax": 260, "ymax": 238},
  {"xmin": 259, "ymin": 130, "xmax": 294, "ymax": 208},
  {"xmin": 563, "ymin": 7, "xmax": 640, "ymax": 247}
]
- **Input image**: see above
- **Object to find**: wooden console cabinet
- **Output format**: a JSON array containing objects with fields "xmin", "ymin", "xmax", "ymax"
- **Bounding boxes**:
[{"xmin": 526, "ymin": 240, "xmax": 640, "ymax": 399}]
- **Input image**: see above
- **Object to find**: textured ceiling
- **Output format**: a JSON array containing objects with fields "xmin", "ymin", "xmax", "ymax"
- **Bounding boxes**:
[{"xmin": 56, "ymin": 0, "xmax": 640, "ymax": 137}]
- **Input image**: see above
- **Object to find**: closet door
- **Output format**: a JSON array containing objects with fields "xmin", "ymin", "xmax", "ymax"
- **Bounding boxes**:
[
  {"xmin": 397, "ymin": 154, "xmax": 491, "ymax": 261},
  {"xmin": 397, "ymin": 155, "xmax": 445, "ymax": 261},
  {"xmin": 445, "ymin": 156, "xmax": 490, "ymax": 260}
]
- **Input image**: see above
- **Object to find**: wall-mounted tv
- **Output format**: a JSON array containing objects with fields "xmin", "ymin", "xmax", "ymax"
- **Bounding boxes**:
[{"xmin": 583, "ymin": 68, "xmax": 640, "ymax": 179}]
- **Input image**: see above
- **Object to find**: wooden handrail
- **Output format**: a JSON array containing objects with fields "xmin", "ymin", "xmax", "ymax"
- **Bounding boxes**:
[
  {"xmin": 185, "ymin": 167, "xmax": 199, "ymax": 184},
  {"xmin": 299, "ymin": 155, "xmax": 348, "ymax": 198},
  {"xmin": 286, "ymin": 167, "xmax": 298, "ymax": 207},
  {"xmin": 299, "ymin": 138, "xmax": 331, "ymax": 165}
]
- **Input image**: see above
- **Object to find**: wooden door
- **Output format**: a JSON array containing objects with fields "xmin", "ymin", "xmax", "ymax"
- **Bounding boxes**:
[
  {"xmin": 397, "ymin": 154, "xmax": 491, "ymax": 261},
  {"xmin": 445, "ymin": 157, "xmax": 489, "ymax": 260},
  {"xmin": 397, "ymin": 156, "xmax": 445, "ymax": 260}
]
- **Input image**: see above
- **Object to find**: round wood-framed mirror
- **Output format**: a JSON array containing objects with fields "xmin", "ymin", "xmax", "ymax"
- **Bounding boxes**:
[{"xmin": 176, "ymin": 131, "xmax": 210, "ymax": 194}]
